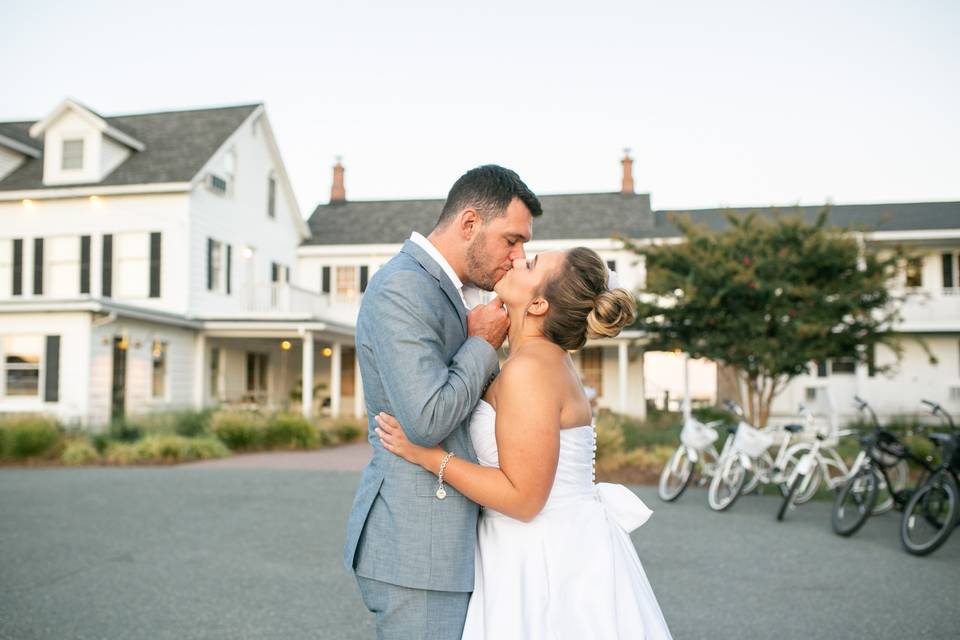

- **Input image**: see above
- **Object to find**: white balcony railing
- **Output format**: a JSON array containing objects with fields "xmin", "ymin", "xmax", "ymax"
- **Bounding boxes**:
[{"xmin": 243, "ymin": 282, "xmax": 331, "ymax": 315}]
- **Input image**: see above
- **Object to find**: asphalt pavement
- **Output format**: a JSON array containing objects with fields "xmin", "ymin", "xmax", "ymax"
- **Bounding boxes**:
[{"xmin": 1, "ymin": 464, "xmax": 956, "ymax": 639}]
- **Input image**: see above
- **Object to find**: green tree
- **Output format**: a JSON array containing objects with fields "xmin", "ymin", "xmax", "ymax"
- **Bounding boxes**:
[{"xmin": 625, "ymin": 207, "xmax": 917, "ymax": 427}]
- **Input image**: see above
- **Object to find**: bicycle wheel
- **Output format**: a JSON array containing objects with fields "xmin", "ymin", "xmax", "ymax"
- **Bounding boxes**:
[
  {"xmin": 900, "ymin": 472, "xmax": 959, "ymax": 556},
  {"xmin": 832, "ymin": 465, "xmax": 879, "ymax": 537},
  {"xmin": 659, "ymin": 446, "xmax": 693, "ymax": 502},
  {"xmin": 708, "ymin": 455, "xmax": 746, "ymax": 511},
  {"xmin": 874, "ymin": 460, "xmax": 908, "ymax": 515},
  {"xmin": 777, "ymin": 472, "xmax": 806, "ymax": 521},
  {"xmin": 794, "ymin": 461, "xmax": 824, "ymax": 506}
]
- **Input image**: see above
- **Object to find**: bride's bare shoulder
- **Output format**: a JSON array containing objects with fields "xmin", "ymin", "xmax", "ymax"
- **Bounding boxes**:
[{"xmin": 498, "ymin": 348, "xmax": 565, "ymax": 390}]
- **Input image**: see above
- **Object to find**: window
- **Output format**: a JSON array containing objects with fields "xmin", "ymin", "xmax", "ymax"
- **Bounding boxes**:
[
  {"xmin": 208, "ymin": 174, "xmax": 228, "ymax": 194},
  {"xmin": 61, "ymin": 139, "xmax": 84, "ymax": 170},
  {"xmin": 209, "ymin": 347, "xmax": 221, "ymax": 400},
  {"xmin": 151, "ymin": 341, "xmax": 167, "ymax": 399},
  {"xmin": 805, "ymin": 387, "xmax": 818, "ymax": 402},
  {"xmin": 246, "ymin": 352, "xmax": 268, "ymax": 397},
  {"xmin": 943, "ymin": 252, "xmax": 960, "ymax": 293},
  {"xmin": 337, "ymin": 266, "xmax": 358, "ymax": 299},
  {"xmin": 115, "ymin": 233, "xmax": 149, "ymax": 298},
  {"xmin": 581, "ymin": 347, "xmax": 604, "ymax": 397},
  {"xmin": 905, "ymin": 257, "xmax": 923, "ymax": 288},
  {"xmin": 46, "ymin": 236, "xmax": 80, "ymax": 298},
  {"xmin": 0, "ymin": 239, "xmax": 15, "ymax": 297},
  {"xmin": 831, "ymin": 358, "xmax": 857, "ymax": 374},
  {"xmin": 2, "ymin": 335, "xmax": 42, "ymax": 397},
  {"xmin": 267, "ymin": 175, "xmax": 276, "ymax": 219}
]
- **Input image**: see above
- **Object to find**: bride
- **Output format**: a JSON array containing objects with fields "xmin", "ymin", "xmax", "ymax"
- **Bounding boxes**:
[{"xmin": 374, "ymin": 247, "xmax": 673, "ymax": 639}]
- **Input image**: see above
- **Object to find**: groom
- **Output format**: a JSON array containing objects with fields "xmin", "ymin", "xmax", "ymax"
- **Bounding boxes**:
[{"xmin": 343, "ymin": 165, "xmax": 542, "ymax": 639}]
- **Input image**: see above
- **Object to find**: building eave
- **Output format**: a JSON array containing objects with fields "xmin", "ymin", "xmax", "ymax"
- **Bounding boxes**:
[{"xmin": 0, "ymin": 182, "xmax": 192, "ymax": 201}]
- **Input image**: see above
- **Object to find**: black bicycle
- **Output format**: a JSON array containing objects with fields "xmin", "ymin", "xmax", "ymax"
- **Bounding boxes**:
[
  {"xmin": 831, "ymin": 396, "xmax": 928, "ymax": 537},
  {"xmin": 899, "ymin": 400, "xmax": 959, "ymax": 556}
]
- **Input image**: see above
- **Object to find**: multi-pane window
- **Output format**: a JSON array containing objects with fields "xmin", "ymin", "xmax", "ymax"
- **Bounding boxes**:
[
  {"xmin": 2, "ymin": 335, "xmax": 42, "ymax": 397},
  {"xmin": 245, "ymin": 352, "xmax": 268, "ymax": 398},
  {"xmin": 151, "ymin": 341, "xmax": 167, "ymax": 399},
  {"xmin": 337, "ymin": 266, "xmax": 358, "ymax": 299},
  {"xmin": 208, "ymin": 239, "xmax": 224, "ymax": 292},
  {"xmin": 904, "ymin": 256, "xmax": 923, "ymax": 288},
  {"xmin": 46, "ymin": 236, "xmax": 80, "ymax": 298},
  {"xmin": 61, "ymin": 139, "xmax": 84, "ymax": 170},
  {"xmin": 581, "ymin": 347, "xmax": 604, "ymax": 397},
  {"xmin": 115, "ymin": 233, "xmax": 150, "ymax": 298},
  {"xmin": 0, "ymin": 239, "xmax": 13, "ymax": 297}
]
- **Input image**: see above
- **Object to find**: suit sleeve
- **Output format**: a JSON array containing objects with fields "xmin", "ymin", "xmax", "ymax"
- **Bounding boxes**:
[{"xmin": 364, "ymin": 270, "xmax": 499, "ymax": 447}]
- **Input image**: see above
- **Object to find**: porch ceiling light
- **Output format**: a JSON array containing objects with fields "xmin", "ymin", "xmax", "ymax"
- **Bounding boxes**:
[
  {"xmin": 89, "ymin": 195, "xmax": 102, "ymax": 207},
  {"xmin": 22, "ymin": 199, "xmax": 34, "ymax": 208},
  {"xmin": 242, "ymin": 246, "xmax": 254, "ymax": 259},
  {"xmin": 280, "ymin": 340, "xmax": 292, "ymax": 351},
  {"xmin": 322, "ymin": 347, "xmax": 333, "ymax": 357},
  {"xmin": 118, "ymin": 335, "xmax": 129, "ymax": 351}
]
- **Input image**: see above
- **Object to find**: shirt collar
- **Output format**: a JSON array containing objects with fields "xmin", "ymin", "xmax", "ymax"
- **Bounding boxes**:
[{"xmin": 410, "ymin": 231, "xmax": 465, "ymax": 290}]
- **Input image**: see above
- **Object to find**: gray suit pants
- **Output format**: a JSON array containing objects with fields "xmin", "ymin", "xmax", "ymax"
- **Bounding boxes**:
[{"xmin": 356, "ymin": 575, "xmax": 470, "ymax": 640}]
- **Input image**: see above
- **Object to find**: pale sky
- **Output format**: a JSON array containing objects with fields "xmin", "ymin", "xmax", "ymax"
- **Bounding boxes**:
[{"xmin": 3, "ymin": 0, "xmax": 958, "ymax": 215}]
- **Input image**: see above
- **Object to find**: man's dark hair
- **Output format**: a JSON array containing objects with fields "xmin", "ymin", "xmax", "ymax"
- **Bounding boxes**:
[{"xmin": 435, "ymin": 165, "xmax": 542, "ymax": 228}]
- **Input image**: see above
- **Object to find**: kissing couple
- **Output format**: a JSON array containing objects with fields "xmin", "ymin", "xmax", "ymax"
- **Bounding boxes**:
[{"xmin": 344, "ymin": 165, "xmax": 672, "ymax": 639}]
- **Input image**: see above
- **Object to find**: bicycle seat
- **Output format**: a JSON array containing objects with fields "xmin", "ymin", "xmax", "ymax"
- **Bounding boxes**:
[
  {"xmin": 783, "ymin": 423, "xmax": 804, "ymax": 434},
  {"xmin": 725, "ymin": 425, "xmax": 738, "ymax": 435}
]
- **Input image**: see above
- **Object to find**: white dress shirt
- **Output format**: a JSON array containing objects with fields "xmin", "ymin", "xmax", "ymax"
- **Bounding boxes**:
[{"xmin": 410, "ymin": 232, "xmax": 484, "ymax": 310}]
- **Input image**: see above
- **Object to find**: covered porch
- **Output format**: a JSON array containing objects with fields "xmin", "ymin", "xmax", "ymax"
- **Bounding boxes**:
[{"xmin": 196, "ymin": 319, "xmax": 361, "ymax": 419}]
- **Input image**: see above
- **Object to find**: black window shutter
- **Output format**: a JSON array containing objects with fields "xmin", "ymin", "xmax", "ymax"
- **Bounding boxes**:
[
  {"xmin": 226, "ymin": 244, "xmax": 232, "ymax": 294},
  {"xmin": 207, "ymin": 238, "xmax": 214, "ymax": 290},
  {"xmin": 79, "ymin": 236, "xmax": 91, "ymax": 294},
  {"xmin": 867, "ymin": 344, "xmax": 876, "ymax": 378},
  {"xmin": 943, "ymin": 253, "xmax": 955, "ymax": 289},
  {"xmin": 12, "ymin": 238, "xmax": 23, "ymax": 296},
  {"xmin": 284, "ymin": 265, "xmax": 290, "ymax": 283},
  {"xmin": 267, "ymin": 176, "xmax": 276, "ymax": 218},
  {"xmin": 271, "ymin": 262, "xmax": 279, "ymax": 283},
  {"xmin": 816, "ymin": 361, "xmax": 828, "ymax": 378},
  {"xmin": 101, "ymin": 234, "xmax": 113, "ymax": 297},
  {"xmin": 44, "ymin": 335, "xmax": 60, "ymax": 402},
  {"xmin": 33, "ymin": 238, "xmax": 43, "ymax": 294},
  {"xmin": 149, "ymin": 232, "xmax": 161, "ymax": 298},
  {"xmin": 321, "ymin": 266, "xmax": 330, "ymax": 293},
  {"xmin": 360, "ymin": 265, "xmax": 369, "ymax": 293}
]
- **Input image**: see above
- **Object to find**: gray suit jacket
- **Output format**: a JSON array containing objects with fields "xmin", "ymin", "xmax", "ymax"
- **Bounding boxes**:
[{"xmin": 343, "ymin": 239, "xmax": 499, "ymax": 592}]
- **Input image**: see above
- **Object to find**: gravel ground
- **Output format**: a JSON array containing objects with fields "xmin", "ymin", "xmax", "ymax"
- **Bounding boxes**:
[{"xmin": 0, "ymin": 465, "xmax": 956, "ymax": 640}]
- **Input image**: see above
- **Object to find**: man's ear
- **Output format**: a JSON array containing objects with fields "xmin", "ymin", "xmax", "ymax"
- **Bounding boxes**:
[
  {"xmin": 458, "ymin": 208, "xmax": 481, "ymax": 240},
  {"xmin": 527, "ymin": 296, "xmax": 549, "ymax": 318}
]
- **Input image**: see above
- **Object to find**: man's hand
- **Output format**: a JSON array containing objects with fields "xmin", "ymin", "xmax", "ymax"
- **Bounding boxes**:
[{"xmin": 467, "ymin": 297, "xmax": 509, "ymax": 350}]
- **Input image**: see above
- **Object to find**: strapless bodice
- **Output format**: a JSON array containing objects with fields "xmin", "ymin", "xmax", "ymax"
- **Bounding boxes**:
[{"xmin": 469, "ymin": 399, "xmax": 597, "ymax": 511}]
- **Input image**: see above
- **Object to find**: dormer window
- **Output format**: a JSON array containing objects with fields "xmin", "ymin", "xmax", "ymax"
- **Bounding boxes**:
[{"xmin": 61, "ymin": 139, "xmax": 84, "ymax": 170}]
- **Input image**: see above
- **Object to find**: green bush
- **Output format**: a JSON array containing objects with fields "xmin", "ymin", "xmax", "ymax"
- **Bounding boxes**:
[
  {"xmin": 332, "ymin": 423, "xmax": 362, "ymax": 443},
  {"xmin": 134, "ymin": 434, "xmax": 229, "ymax": 463},
  {"xmin": 595, "ymin": 411, "xmax": 682, "ymax": 451},
  {"xmin": 210, "ymin": 411, "xmax": 266, "ymax": 451},
  {"xmin": 173, "ymin": 409, "xmax": 212, "ymax": 437},
  {"xmin": 61, "ymin": 439, "xmax": 100, "ymax": 465},
  {"xmin": 0, "ymin": 414, "xmax": 61, "ymax": 460},
  {"xmin": 264, "ymin": 413, "xmax": 319, "ymax": 449},
  {"xmin": 103, "ymin": 442, "xmax": 141, "ymax": 465}
]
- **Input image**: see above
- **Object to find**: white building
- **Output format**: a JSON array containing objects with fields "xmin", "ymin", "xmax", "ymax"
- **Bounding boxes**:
[
  {"xmin": 301, "ymin": 157, "xmax": 960, "ymax": 425},
  {"xmin": 1, "ymin": 99, "xmax": 957, "ymax": 429},
  {"xmin": 0, "ymin": 99, "xmax": 356, "ymax": 428}
]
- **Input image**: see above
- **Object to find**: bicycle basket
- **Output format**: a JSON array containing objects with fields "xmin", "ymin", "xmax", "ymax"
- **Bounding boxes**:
[
  {"xmin": 680, "ymin": 418, "xmax": 719, "ymax": 450},
  {"xmin": 732, "ymin": 422, "xmax": 774, "ymax": 457},
  {"xmin": 870, "ymin": 430, "xmax": 906, "ymax": 466}
]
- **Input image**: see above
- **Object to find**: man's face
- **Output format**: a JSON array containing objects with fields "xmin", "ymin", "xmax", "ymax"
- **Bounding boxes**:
[{"xmin": 465, "ymin": 197, "xmax": 533, "ymax": 291}]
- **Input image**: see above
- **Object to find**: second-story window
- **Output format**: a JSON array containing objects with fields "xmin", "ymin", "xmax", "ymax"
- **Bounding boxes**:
[
  {"xmin": 337, "ymin": 266, "xmax": 358, "ymax": 300},
  {"xmin": 905, "ymin": 256, "xmax": 923, "ymax": 288},
  {"xmin": 207, "ymin": 238, "xmax": 225, "ymax": 293},
  {"xmin": 267, "ymin": 175, "xmax": 276, "ymax": 219},
  {"xmin": 46, "ymin": 236, "xmax": 79, "ymax": 298},
  {"xmin": 61, "ymin": 139, "xmax": 84, "ymax": 170},
  {"xmin": 942, "ymin": 252, "xmax": 959, "ymax": 293}
]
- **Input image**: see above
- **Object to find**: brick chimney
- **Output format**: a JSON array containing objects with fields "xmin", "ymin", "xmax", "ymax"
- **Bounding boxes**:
[
  {"xmin": 330, "ymin": 157, "xmax": 346, "ymax": 203},
  {"xmin": 620, "ymin": 148, "xmax": 634, "ymax": 195}
]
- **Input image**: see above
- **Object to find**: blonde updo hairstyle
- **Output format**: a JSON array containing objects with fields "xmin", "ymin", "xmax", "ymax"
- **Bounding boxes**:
[{"xmin": 540, "ymin": 247, "xmax": 637, "ymax": 351}]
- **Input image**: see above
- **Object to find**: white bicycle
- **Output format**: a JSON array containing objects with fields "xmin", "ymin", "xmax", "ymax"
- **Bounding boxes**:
[
  {"xmin": 658, "ymin": 415, "xmax": 730, "ymax": 502},
  {"xmin": 776, "ymin": 423, "xmax": 860, "ymax": 521},
  {"xmin": 707, "ymin": 401, "xmax": 812, "ymax": 512}
]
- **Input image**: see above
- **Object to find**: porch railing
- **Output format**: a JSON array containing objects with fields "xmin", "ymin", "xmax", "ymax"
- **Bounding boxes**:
[{"xmin": 243, "ymin": 283, "xmax": 331, "ymax": 314}]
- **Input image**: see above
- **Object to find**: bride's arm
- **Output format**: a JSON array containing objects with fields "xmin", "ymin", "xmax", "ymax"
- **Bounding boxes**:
[{"xmin": 376, "ymin": 359, "xmax": 560, "ymax": 522}]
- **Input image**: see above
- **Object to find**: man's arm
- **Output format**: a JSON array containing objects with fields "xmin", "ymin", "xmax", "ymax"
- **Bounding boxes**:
[{"xmin": 364, "ymin": 270, "xmax": 499, "ymax": 447}]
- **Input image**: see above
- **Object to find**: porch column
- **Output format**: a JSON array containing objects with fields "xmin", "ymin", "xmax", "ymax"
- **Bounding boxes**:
[
  {"xmin": 638, "ymin": 350, "xmax": 647, "ymax": 421},
  {"xmin": 193, "ymin": 333, "xmax": 206, "ymax": 409},
  {"xmin": 330, "ymin": 341, "xmax": 342, "ymax": 417},
  {"xmin": 354, "ymin": 354, "xmax": 365, "ymax": 418},
  {"xmin": 618, "ymin": 341, "xmax": 629, "ymax": 414},
  {"xmin": 682, "ymin": 352, "xmax": 691, "ymax": 420},
  {"xmin": 302, "ymin": 331, "xmax": 315, "ymax": 419}
]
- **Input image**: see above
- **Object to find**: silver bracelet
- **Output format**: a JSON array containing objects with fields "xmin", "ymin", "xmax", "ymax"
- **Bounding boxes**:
[{"xmin": 436, "ymin": 452, "xmax": 455, "ymax": 500}]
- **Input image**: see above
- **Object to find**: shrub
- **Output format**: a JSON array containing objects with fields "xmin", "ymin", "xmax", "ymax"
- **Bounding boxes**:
[
  {"xmin": 133, "ymin": 434, "xmax": 229, "ymax": 463},
  {"xmin": 61, "ymin": 439, "xmax": 100, "ymax": 466},
  {"xmin": 332, "ymin": 423, "xmax": 362, "ymax": 444},
  {"xmin": 103, "ymin": 442, "xmax": 141, "ymax": 465},
  {"xmin": 0, "ymin": 414, "xmax": 61, "ymax": 460},
  {"xmin": 210, "ymin": 411, "xmax": 266, "ymax": 451},
  {"xmin": 173, "ymin": 409, "xmax": 212, "ymax": 437},
  {"xmin": 264, "ymin": 413, "xmax": 319, "ymax": 450}
]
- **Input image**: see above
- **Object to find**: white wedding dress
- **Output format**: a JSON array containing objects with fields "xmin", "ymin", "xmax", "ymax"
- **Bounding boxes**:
[{"xmin": 461, "ymin": 400, "xmax": 673, "ymax": 640}]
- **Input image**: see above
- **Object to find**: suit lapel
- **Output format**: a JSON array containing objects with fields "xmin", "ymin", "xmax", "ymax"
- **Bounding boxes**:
[{"xmin": 400, "ymin": 240, "xmax": 467, "ymax": 335}]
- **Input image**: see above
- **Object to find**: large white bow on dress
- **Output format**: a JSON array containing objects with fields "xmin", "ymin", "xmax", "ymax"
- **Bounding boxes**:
[{"xmin": 595, "ymin": 483, "xmax": 653, "ymax": 533}]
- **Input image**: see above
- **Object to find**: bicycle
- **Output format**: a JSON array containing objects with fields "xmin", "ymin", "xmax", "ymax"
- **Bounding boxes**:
[
  {"xmin": 707, "ymin": 401, "xmax": 811, "ymax": 512},
  {"xmin": 832, "ymin": 396, "xmax": 928, "ymax": 537},
  {"xmin": 900, "ymin": 400, "xmax": 959, "ymax": 556},
  {"xmin": 658, "ymin": 415, "xmax": 729, "ymax": 502},
  {"xmin": 776, "ymin": 412, "xmax": 859, "ymax": 521}
]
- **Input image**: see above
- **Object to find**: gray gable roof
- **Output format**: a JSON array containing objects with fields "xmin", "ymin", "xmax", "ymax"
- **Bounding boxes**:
[
  {"xmin": 304, "ymin": 192, "xmax": 655, "ymax": 245},
  {"xmin": 0, "ymin": 104, "xmax": 260, "ymax": 191},
  {"xmin": 305, "ymin": 194, "xmax": 959, "ymax": 246}
]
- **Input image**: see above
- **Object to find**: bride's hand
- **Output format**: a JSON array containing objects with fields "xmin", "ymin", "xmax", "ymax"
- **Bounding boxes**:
[{"xmin": 375, "ymin": 413, "xmax": 436, "ymax": 467}]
